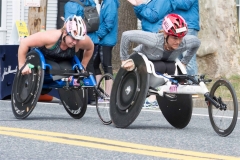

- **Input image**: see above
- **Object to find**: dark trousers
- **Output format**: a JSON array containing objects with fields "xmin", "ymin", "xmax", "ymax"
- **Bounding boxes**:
[
  {"xmin": 93, "ymin": 45, "xmax": 113, "ymax": 75},
  {"xmin": 152, "ymin": 61, "xmax": 176, "ymax": 75}
]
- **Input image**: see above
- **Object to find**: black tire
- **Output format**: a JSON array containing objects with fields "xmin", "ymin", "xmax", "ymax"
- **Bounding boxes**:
[
  {"xmin": 58, "ymin": 88, "xmax": 88, "ymax": 119},
  {"xmin": 96, "ymin": 73, "xmax": 114, "ymax": 125},
  {"xmin": 110, "ymin": 53, "xmax": 149, "ymax": 128},
  {"xmin": 11, "ymin": 51, "xmax": 44, "ymax": 119},
  {"xmin": 208, "ymin": 79, "xmax": 238, "ymax": 137}
]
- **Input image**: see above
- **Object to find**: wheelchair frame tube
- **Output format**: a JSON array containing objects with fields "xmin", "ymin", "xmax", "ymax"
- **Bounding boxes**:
[
  {"xmin": 82, "ymin": 74, "xmax": 97, "ymax": 86},
  {"xmin": 73, "ymin": 55, "xmax": 84, "ymax": 70},
  {"xmin": 158, "ymin": 81, "xmax": 209, "ymax": 96},
  {"xmin": 138, "ymin": 52, "xmax": 210, "ymax": 96},
  {"xmin": 72, "ymin": 55, "xmax": 97, "ymax": 86},
  {"xmin": 34, "ymin": 48, "xmax": 47, "ymax": 69}
]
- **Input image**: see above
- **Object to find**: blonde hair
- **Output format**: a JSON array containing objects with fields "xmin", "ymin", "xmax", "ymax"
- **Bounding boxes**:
[
  {"xmin": 61, "ymin": 25, "xmax": 66, "ymax": 33},
  {"xmin": 159, "ymin": 30, "xmax": 164, "ymax": 33},
  {"xmin": 60, "ymin": 16, "xmax": 66, "ymax": 33}
]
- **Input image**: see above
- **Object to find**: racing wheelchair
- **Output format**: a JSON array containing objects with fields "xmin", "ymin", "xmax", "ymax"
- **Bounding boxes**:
[
  {"xmin": 11, "ymin": 48, "xmax": 113, "ymax": 125},
  {"xmin": 110, "ymin": 52, "xmax": 238, "ymax": 137}
]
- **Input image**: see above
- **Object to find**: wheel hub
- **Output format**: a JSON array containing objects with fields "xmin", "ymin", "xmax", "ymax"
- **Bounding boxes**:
[{"xmin": 117, "ymin": 72, "xmax": 139, "ymax": 111}]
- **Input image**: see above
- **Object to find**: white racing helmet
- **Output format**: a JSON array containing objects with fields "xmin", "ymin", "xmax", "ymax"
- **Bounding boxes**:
[{"xmin": 65, "ymin": 15, "xmax": 87, "ymax": 40}]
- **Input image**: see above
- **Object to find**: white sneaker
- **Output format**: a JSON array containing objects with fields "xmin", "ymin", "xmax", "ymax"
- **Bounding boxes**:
[{"xmin": 98, "ymin": 98, "xmax": 109, "ymax": 103}]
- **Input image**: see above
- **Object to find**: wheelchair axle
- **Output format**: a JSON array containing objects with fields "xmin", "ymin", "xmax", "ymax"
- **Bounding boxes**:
[{"xmin": 204, "ymin": 93, "xmax": 227, "ymax": 110}]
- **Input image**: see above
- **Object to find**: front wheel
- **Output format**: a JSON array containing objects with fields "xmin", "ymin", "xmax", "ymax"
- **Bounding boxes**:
[
  {"xmin": 58, "ymin": 88, "xmax": 88, "ymax": 119},
  {"xmin": 96, "ymin": 73, "xmax": 114, "ymax": 125},
  {"xmin": 208, "ymin": 79, "xmax": 238, "ymax": 137}
]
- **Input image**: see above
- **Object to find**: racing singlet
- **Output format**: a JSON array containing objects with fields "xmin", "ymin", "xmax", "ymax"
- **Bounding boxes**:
[{"xmin": 38, "ymin": 33, "xmax": 75, "ymax": 62}]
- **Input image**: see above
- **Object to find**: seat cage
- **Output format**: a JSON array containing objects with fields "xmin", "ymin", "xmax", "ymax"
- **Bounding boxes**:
[
  {"xmin": 138, "ymin": 52, "xmax": 188, "ymax": 87},
  {"xmin": 136, "ymin": 53, "xmax": 210, "ymax": 96},
  {"xmin": 33, "ymin": 48, "xmax": 97, "ymax": 89}
]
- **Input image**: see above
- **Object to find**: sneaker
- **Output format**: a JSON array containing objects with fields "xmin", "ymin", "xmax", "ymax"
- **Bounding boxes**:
[
  {"xmin": 150, "ymin": 100, "xmax": 159, "ymax": 108},
  {"xmin": 143, "ymin": 98, "xmax": 159, "ymax": 109},
  {"xmin": 98, "ymin": 98, "xmax": 109, "ymax": 103},
  {"xmin": 143, "ymin": 98, "xmax": 152, "ymax": 108}
]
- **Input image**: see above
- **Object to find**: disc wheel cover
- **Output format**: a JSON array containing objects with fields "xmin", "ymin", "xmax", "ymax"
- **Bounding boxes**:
[
  {"xmin": 110, "ymin": 53, "xmax": 149, "ymax": 128},
  {"xmin": 157, "ymin": 94, "xmax": 193, "ymax": 129},
  {"xmin": 116, "ymin": 71, "xmax": 139, "ymax": 111},
  {"xmin": 59, "ymin": 88, "xmax": 88, "ymax": 119},
  {"xmin": 11, "ymin": 51, "xmax": 44, "ymax": 119}
]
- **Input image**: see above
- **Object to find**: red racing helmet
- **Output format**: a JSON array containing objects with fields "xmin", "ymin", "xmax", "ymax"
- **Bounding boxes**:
[{"xmin": 162, "ymin": 14, "xmax": 188, "ymax": 38}]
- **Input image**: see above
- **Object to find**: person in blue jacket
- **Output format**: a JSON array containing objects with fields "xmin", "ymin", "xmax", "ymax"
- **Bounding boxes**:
[
  {"xmin": 64, "ymin": 0, "xmax": 99, "ymax": 105},
  {"xmin": 171, "ymin": 0, "xmax": 200, "ymax": 80},
  {"xmin": 128, "ymin": 0, "xmax": 173, "ymax": 33},
  {"xmin": 93, "ymin": 0, "xmax": 120, "ymax": 98}
]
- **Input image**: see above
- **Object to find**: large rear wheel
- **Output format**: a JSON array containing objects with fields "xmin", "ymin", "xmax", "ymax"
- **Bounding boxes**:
[
  {"xmin": 11, "ymin": 51, "xmax": 44, "ymax": 119},
  {"xmin": 110, "ymin": 53, "xmax": 149, "ymax": 128}
]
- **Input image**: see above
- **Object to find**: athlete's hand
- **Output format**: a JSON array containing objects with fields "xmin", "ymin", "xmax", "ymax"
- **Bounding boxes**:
[
  {"xmin": 121, "ymin": 59, "xmax": 135, "ymax": 71},
  {"xmin": 127, "ymin": 0, "xmax": 143, "ymax": 6},
  {"xmin": 20, "ymin": 64, "xmax": 32, "ymax": 75}
]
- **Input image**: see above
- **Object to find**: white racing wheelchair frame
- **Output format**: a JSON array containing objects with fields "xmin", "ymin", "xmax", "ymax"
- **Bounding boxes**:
[
  {"xmin": 110, "ymin": 52, "xmax": 238, "ymax": 137},
  {"xmin": 142, "ymin": 53, "xmax": 238, "ymax": 137}
]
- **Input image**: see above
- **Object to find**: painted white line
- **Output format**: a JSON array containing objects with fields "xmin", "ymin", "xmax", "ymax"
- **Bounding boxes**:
[
  {"xmin": 2, "ymin": 100, "xmax": 239, "ymax": 120},
  {"xmin": 141, "ymin": 108, "xmax": 240, "ymax": 120}
]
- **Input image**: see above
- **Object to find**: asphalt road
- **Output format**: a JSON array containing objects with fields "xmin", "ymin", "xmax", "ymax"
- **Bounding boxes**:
[{"xmin": 0, "ymin": 100, "xmax": 240, "ymax": 160}]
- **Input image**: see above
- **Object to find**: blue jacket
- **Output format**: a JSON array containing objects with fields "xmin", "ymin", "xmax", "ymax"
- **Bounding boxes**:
[
  {"xmin": 170, "ymin": 0, "xmax": 200, "ymax": 31},
  {"xmin": 96, "ymin": 0, "xmax": 120, "ymax": 46},
  {"xmin": 134, "ymin": 0, "xmax": 173, "ymax": 33},
  {"xmin": 64, "ymin": 0, "xmax": 99, "ymax": 44}
]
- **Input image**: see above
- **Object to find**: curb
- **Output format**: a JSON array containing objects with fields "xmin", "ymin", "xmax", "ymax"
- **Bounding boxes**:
[{"xmin": 192, "ymin": 98, "xmax": 208, "ymax": 108}]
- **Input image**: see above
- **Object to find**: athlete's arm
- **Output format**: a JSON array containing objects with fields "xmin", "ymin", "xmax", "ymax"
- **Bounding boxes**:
[
  {"xmin": 18, "ymin": 30, "xmax": 60, "ymax": 74},
  {"xmin": 75, "ymin": 35, "xmax": 94, "ymax": 69}
]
